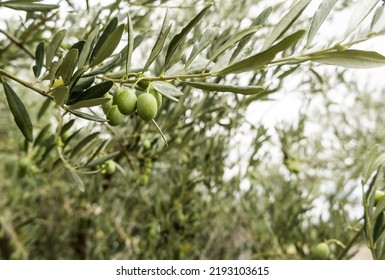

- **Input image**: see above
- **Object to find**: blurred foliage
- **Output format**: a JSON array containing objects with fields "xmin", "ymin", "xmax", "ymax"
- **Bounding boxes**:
[{"xmin": 1, "ymin": 0, "xmax": 385, "ymax": 260}]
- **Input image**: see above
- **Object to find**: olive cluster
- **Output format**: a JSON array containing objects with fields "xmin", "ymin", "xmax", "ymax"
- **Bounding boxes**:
[{"xmin": 102, "ymin": 88, "xmax": 162, "ymax": 126}]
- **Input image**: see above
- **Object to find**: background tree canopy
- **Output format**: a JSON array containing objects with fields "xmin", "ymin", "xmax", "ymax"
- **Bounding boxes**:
[{"xmin": 1, "ymin": 0, "xmax": 385, "ymax": 260}]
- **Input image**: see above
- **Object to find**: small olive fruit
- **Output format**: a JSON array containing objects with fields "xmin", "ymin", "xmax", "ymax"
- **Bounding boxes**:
[
  {"xmin": 105, "ymin": 160, "xmax": 116, "ymax": 175},
  {"xmin": 137, "ymin": 93, "xmax": 158, "ymax": 121},
  {"xmin": 312, "ymin": 242, "xmax": 330, "ymax": 260},
  {"xmin": 102, "ymin": 93, "xmax": 113, "ymax": 114},
  {"xmin": 142, "ymin": 139, "xmax": 151, "ymax": 150},
  {"xmin": 106, "ymin": 105, "xmax": 124, "ymax": 126},
  {"xmin": 375, "ymin": 190, "xmax": 385, "ymax": 206},
  {"xmin": 117, "ymin": 88, "xmax": 137, "ymax": 115}
]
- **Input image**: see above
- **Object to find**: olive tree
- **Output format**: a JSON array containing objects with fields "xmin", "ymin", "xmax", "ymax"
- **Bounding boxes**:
[{"xmin": 1, "ymin": 0, "xmax": 385, "ymax": 259}]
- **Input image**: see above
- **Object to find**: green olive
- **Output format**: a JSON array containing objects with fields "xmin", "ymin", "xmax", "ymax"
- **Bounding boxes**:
[
  {"xmin": 149, "ymin": 88, "xmax": 162, "ymax": 110},
  {"xmin": 106, "ymin": 105, "xmax": 124, "ymax": 126},
  {"xmin": 102, "ymin": 93, "xmax": 113, "ymax": 114},
  {"xmin": 137, "ymin": 93, "xmax": 158, "ymax": 121},
  {"xmin": 375, "ymin": 190, "xmax": 385, "ymax": 206},
  {"xmin": 105, "ymin": 160, "xmax": 116, "ymax": 175},
  {"xmin": 117, "ymin": 88, "xmax": 137, "ymax": 115},
  {"xmin": 142, "ymin": 139, "xmax": 151, "ymax": 149},
  {"xmin": 312, "ymin": 242, "xmax": 330, "ymax": 260}
]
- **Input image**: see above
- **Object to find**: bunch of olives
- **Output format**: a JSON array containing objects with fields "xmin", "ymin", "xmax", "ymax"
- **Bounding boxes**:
[{"xmin": 102, "ymin": 88, "xmax": 162, "ymax": 126}]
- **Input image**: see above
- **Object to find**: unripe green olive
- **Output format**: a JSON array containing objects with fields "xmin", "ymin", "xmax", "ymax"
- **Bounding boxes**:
[
  {"xmin": 137, "ymin": 93, "xmax": 158, "ymax": 121},
  {"xmin": 105, "ymin": 160, "xmax": 116, "ymax": 175},
  {"xmin": 375, "ymin": 190, "xmax": 385, "ymax": 206},
  {"xmin": 102, "ymin": 93, "xmax": 113, "ymax": 114},
  {"xmin": 142, "ymin": 139, "xmax": 151, "ymax": 150},
  {"xmin": 312, "ymin": 242, "xmax": 330, "ymax": 260},
  {"xmin": 149, "ymin": 88, "xmax": 162, "ymax": 110},
  {"xmin": 117, "ymin": 88, "xmax": 137, "ymax": 115},
  {"xmin": 106, "ymin": 105, "xmax": 124, "ymax": 126}
]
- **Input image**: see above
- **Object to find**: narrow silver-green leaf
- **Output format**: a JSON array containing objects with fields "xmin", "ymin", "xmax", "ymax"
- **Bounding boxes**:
[
  {"xmin": 164, "ymin": 4, "xmax": 211, "ymax": 70},
  {"xmin": 362, "ymin": 145, "xmax": 382, "ymax": 185},
  {"xmin": 261, "ymin": 0, "xmax": 311, "ymax": 51},
  {"xmin": 183, "ymin": 81, "xmax": 265, "ymax": 95},
  {"xmin": 210, "ymin": 26, "xmax": 261, "ymax": 62},
  {"xmin": 230, "ymin": 7, "xmax": 272, "ymax": 63},
  {"xmin": 185, "ymin": 27, "xmax": 220, "ymax": 68},
  {"xmin": 65, "ymin": 168, "xmax": 85, "ymax": 192},
  {"xmin": 345, "ymin": 0, "xmax": 379, "ymax": 38},
  {"xmin": 33, "ymin": 41, "xmax": 45, "ymax": 78},
  {"xmin": 46, "ymin": 29, "xmax": 66, "ymax": 69},
  {"xmin": 86, "ymin": 151, "xmax": 120, "ymax": 168},
  {"xmin": 70, "ymin": 132, "xmax": 100, "ymax": 157},
  {"xmin": 152, "ymin": 81, "xmax": 182, "ymax": 102},
  {"xmin": 56, "ymin": 49, "xmax": 78, "ymax": 83},
  {"xmin": 90, "ymin": 24, "xmax": 125, "ymax": 67},
  {"xmin": 1, "ymin": 2, "xmax": 59, "ymax": 12},
  {"xmin": 91, "ymin": 17, "xmax": 118, "ymax": 60},
  {"xmin": 309, "ymin": 50, "xmax": 385, "ymax": 68},
  {"xmin": 371, "ymin": 5, "xmax": 385, "ymax": 33},
  {"xmin": 68, "ymin": 109, "xmax": 107, "ymax": 122},
  {"xmin": 77, "ymin": 26, "xmax": 100, "ymax": 68},
  {"xmin": 53, "ymin": 85, "xmax": 69, "ymax": 106},
  {"xmin": 218, "ymin": 29, "xmax": 306, "ymax": 75},
  {"xmin": 371, "ymin": 196, "xmax": 385, "ymax": 221},
  {"xmin": 68, "ymin": 97, "xmax": 110, "ymax": 109},
  {"xmin": 3, "ymin": 81, "xmax": 33, "ymax": 142},
  {"xmin": 126, "ymin": 12, "xmax": 134, "ymax": 75},
  {"xmin": 306, "ymin": 0, "xmax": 338, "ymax": 47}
]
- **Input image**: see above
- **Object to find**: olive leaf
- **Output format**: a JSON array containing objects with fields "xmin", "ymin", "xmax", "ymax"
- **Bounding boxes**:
[
  {"xmin": 210, "ymin": 26, "xmax": 262, "ymax": 62},
  {"xmin": 163, "ymin": 4, "xmax": 211, "ymax": 70},
  {"xmin": 86, "ymin": 151, "xmax": 120, "ymax": 168},
  {"xmin": 91, "ymin": 17, "xmax": 118, "ymax": 60},
  {"xmin": 68, "ymin": 109, "xmax": 107, "ymax": 122},
  {"xmin": 48, "ymin": 59, "xmax": 63, "ymax": 85},
  {"xmin": 152, "ymin": 81, "xmax": 183, "ymax": 102},
  {"xmin": 261, "ymin": 0, "xmax": 311, "ymax": 51},
  {"xmin": 77, "ymin": 26, "xmax": 100, "ymax": 68},
  {"xmin": 308, "ymin": 50, "xmax": 385, "ymax": 68},
  {"xmin": 67, "ymin": 81, "xmax": 113, "ymax": 104},
  {"xmin": 183, "ymin": 81, "xmax": 265, "ymax": 95},
  {"xmin": 125, "ymin": 11, "xmax": 134, "ymax": 74},
  {"xmin": 218, "ymin": 29, "xmax": 306, "ymax": 75},
  {"xmin": 70, "ymin": 132, "xmax": 100, "ymax": 158},
  {"xmin": 230, "ymin": 7, "xmax": 272, "ymax": 63},
  {"xmin": 53, "ymin": 85, "xmax": 69, "ymax": 105},
  {"xmin": 68, "ymin": 97, "xmax": 110, "ymax": 110},
  {"xmin": 0, "ymin": 2, "xmax": 59, "ymax": 12},
  {"xmin": 345, "ymin": 0, "xmax": 379, "ymax": 38},
  {"xmin": 46, "ymin": 29, "xmax": 67, "ymax": 69},
  {"xmin": 185, "ymin": 27, "xmax": 220, "ymax": 69},
  {"xmin": 56, "ymin": 49, "xmax": 78, "ymax": 83},
  {"xmin": 90, "ymin": 24, "xmax": 125, "ymax": 67},
  {"xmin": 306, "ymin": 0, "xmax": 338, "ymax": 47},
  {"xmin": 3, "ymin": 81, "xmax": 33, "ymax": 142},
  {"xmin": 65, "ymin": 168, "xmax": 85, "ymax": 192},
  {"xmin": 33, "ymin": 42, "xmax": 45, "ymax": 78},
  {"xmin": 143, "ymin": 10, "xmax": 172, "ymax": 71}
]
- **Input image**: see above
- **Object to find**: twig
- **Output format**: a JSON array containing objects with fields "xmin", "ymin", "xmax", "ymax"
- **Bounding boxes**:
[{"xmin": 0, "ymin": 29, "xmax": 35, "ymax": 59}]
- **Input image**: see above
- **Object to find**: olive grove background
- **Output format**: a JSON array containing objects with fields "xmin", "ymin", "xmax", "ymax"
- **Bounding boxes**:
[{"xmin": 1, "ymin": 0, "xmax": 385, "ymax": 260}]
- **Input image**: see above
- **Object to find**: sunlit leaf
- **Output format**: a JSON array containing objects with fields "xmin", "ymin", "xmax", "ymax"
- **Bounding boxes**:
[
  {"xmin": 164, "ymin": 4, "xmax": 211, "ymax": 70},
  {"xmin": 218, "ymin": 29, "xmax": 306, "ymax": 75},
  {"xmin": 183, "ymin": 81, "xmax": 265, "ymax": 95},
  {"xmin": 261, "ymin": 0, "xmax": 311, "ymax": 51},
  {"xmin": 91, "ymin": 17, "xmax": 118, "ymax": 60},
  {"xmin": 126, "ymin": 11, "xmax": 134, "ymax": 74},
  {"xmin": 0, "ymin": 2, "xmax": 59, "ymax": 12},
  {"xmin": 78, "ymin": 26, "xmax": 100, "ymax": 68},
  {"xmin": 306, "ymin": 0, "xmax": 338, "ymax": 47},
  {"xmin": 309, "ymin": 50, "xmax": 385, "ymax": 68},
  {"xmin": 345, "ymin": 0, "xmax": 379, "ymax": 38},
  {"xmin": 143, "ymin": 10, "xmax": 172, "ymax": 71},
  {"xmin": 152, "ymin": 81, "xmax": 183, "ymax": 102},
  {"xmin": 90, "ymin": 24, "xmax": 125, "ymax": 67},
  {"xmin": 56, "ymin": 49, "xmax": 78, "ymax": 83},
  {"xmin": 46, "ymin": 29, "xmax": 66, "ymax": 69}
]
